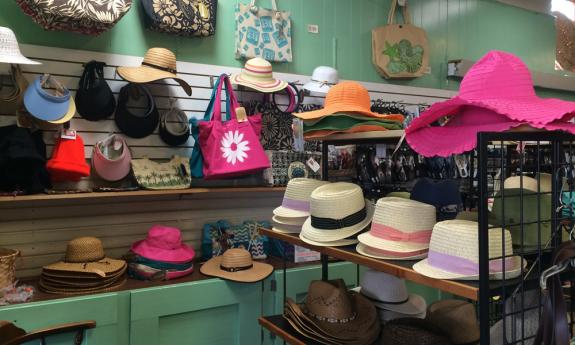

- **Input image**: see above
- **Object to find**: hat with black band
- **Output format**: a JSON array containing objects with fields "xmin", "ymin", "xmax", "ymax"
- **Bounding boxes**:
[
  {"xmin": 159, "ymin": 108, "xmax": 190, "ymax": 146},
  {"xmin": 75, "ymin": 60, "xmax": 116, "ymax": 122},
  {"xmin": 115, "ymin": 83, "xmax": 159, "ymax": 138}
]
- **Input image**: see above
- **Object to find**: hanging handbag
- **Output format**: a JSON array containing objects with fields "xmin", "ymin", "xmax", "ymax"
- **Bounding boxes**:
[
  {"xmin": 141, "ymin": 0, "xmax": 217, "ymax": 37},
  {"xmin": 75, "ymin": 61, "xmax": 116, "ymax": 121},
  {"xmin": 131, "ymin": 156, "xmax": 191, "ymax": 190},
  {"xmin": 235, "ymin": 0, "xmax": 293, "ymax": 62},
  {"xmin": 15, "ymin": 0, "xmax": 132, "ymax": 36},
  {"xmin": 198, "ymin": 74, "xmax": 270, "ymax": 179},
  {"xmin": 371, "ymin": 0, "xmax": 429, "ymax": 78}
]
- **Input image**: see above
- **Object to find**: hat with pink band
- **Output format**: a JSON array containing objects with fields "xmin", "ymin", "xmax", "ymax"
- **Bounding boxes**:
[
  {"xmin": 357, "ymin": 197, "xmax": 436, "ymax": 260},
  {"xmin": 131, "ymin": 225, "xmax": 195, "ymax": 264},
  {"xmin": 273, "ymin": 178, "xmax": 329, "ymax": 218}
]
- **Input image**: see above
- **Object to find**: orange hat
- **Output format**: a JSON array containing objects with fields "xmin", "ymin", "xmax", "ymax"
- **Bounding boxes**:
[{"xmin": 294, "ymin": 81, "xmax": 404, "ymax": 122}]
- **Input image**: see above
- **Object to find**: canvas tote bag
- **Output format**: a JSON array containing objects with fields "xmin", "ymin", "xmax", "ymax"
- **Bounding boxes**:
[
  {"xmin": 198, "ymin": 75, "xmax": 270, "ymax": 179},
  {"xmin": 372, "ymin": 0, "xmax": 429, "ymax": 78},
  {"xmin": 235, "ymin": 0, "xmax": 292, "ymax": 62}
]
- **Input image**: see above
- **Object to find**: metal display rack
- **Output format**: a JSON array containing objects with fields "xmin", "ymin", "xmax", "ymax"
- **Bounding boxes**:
[{"xmin": 259, "ymin": 129, "xmax": 575, "ymax": 345}]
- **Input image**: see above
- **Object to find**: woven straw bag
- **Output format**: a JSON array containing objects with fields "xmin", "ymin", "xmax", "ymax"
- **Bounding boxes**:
[{"xmin": 0, "ymin": 248, "xmax": 20, "ymax": 289}]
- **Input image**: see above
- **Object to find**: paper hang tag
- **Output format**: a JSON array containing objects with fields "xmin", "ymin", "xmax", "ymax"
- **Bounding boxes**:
[
  {"xmin": 292, "ymin": 118, "xmax": 304, "ymax": 152},
  {"xmin": 236, "ymin": 107, "xmax": 248, "ymax": 122},
  {"xmin": 60, "ymin": 129, "xmax": 77, "ymax": 140},
  {"xmin": 306, "ymin": 157, "xmax": 320, "ymax": 173}
]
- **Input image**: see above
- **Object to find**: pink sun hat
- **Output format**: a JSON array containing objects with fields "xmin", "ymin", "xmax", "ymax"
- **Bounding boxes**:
[
  {"xmin": 131, "ymin": 225, "xmax": 195, "ymax": 264},
  {"xmin": 406, "ymin": 50, "xmax": 575, "ymax": 157}
]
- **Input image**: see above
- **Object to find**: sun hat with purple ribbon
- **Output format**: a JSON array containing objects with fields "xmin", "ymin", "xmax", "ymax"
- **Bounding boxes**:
[
  {"xmin": 273, "ymin": 178, "xmax": 329, "ymax": 218},
  {"xmin": 131, "ymin": 225, "xmax": 195, "ymax": 264},
  {"xmin": 357, "ymin": 197, "xmax": 436, "ymax": 260},
  {"xmin": 413, "ymin": 220, "xmax": 524, "ymax": 280}
]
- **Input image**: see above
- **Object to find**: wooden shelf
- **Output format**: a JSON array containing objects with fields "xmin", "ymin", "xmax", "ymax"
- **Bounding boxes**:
[
  {"xmin": 310, "ymin": 130, "xmax": 404, "ymax": 143},
  {"xmin": 0, "ymin": 187, "xmax": 285, "ymax": 203},
  {"xmin": 260, "ymin": 228, "xmax": 481, "ymax": 300}
]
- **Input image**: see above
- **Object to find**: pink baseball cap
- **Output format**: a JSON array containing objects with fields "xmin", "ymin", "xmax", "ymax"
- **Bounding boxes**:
[
  {"xmin": 406, "ymin": 50, "xmax": 575, "ymax": 157},
  {"xmin": 92, "ymin": 135, "xmax": 132, "ymax": 181},
  {"xmin": 131, "ymin": 225, "xmax": 195, "ymax": 264}
]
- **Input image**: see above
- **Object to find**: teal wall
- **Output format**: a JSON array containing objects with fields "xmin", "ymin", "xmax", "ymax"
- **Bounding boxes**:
[{"xmin": 0, "ymin": 0, "xmax": 570, "ymax": 96}]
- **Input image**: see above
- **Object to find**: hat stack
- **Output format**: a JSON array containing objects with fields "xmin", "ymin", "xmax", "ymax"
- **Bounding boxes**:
[
  {"xmin": 284, "ymin": 279, "xmax": 381, "ymax": 345},
  {"xmin": 23, "ymin": 74, "xmax": 76, "ymax": 125},
  {"xmin": 300, "ymin": 182, "xmax": 374, "ymax": 247},
  {"xmin": 39, "ymin": 237, "xmax": 127, "ymax": 294},
  {"xmin": 357, "ymin": 197, "xmax": 436, "ymax": 260},
  {"xmin": 354, "ymin": 269, "xmax": 427, "ymax": 324},
  {"xmin": 272, "ymin": 178, "xmax": 328, "ymax": 233},
  {"xmin": 294, "ymin": 81, "xmax": 404, "ymax": 139},
  {"xmin": 129, "ymin": 225, "xmax": 195, "ymax": 281}
]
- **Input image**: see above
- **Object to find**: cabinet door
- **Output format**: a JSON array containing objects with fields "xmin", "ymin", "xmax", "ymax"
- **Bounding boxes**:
[
  {"xmin": 130, "ymin": 278, "xmax": 263, "ymax": 345},
  {"xmin": 0, "ymin": 292, "xmax": 130, "ymax": 345}
]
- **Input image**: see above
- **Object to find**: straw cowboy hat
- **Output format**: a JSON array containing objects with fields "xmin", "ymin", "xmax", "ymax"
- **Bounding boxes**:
[
  {"xmin": 273, "ymin": 178, "xmax": 328, "ymax": 218},
  {"xmin": 230, "ymin": 58, "xmax": 288, "ymax": 93},
  {"xmin": 294, "ymin": 81, "xmax": 405, "ymax": 122},
  {"xmin": 490, "ymin": 289, "xmax": 540, "ymax": 345},
  {"xmin": 380, "ymin": 318, "xmax": 453, "ymax": 345},
  {"xmin": 0, "ymin": 27, "xmax": 40, "ymax": 65},
  {"xmin": 406, "ymin": 51, "xmax": 575, "ymax": 157},
  {"xmin": 413, "ymin": 220, "xmax": 524, "ymax": 280},
  {"xmin": 357, "ymin": 197, "xmax": 436, "ymax": 260},
  {"xmin": 284, "ymin": 279, "xmax": 380, "ymax": 345},
  {"xmin": 303, "ymin": 66, "xmax": 339, "ymax": 95},
  {"xmin": 426, "ymin": 300, "xmax": 480, "ymax": 345},
  {"xmin": 200, "ymin": 248, "xmax": 273, "ymax": 283},
  {"xmin": 117, "ymin": 48, "xmax": 192, "ymax": 96},
  {"xmin": 299, "ymin": 182, "xmax": 374, "ymax": 246}
]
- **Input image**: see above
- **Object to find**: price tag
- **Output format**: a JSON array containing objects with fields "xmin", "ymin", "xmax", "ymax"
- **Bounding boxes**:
[
  {"xmin": 60, "ymin": 129, "xmax": 77, "ymax": 140},
  {"xmin": 292, "ymin": 118, "xmax": 304, "ymax": 152},
  {"xmin": 306, "ymin": 157, "xmax": 320, "ymax": 173}
]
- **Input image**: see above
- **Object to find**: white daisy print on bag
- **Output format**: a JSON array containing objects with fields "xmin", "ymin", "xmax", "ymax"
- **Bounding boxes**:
[{"xmin": 220, "ymin": 130, "xmax": 250, "ymax": 165}]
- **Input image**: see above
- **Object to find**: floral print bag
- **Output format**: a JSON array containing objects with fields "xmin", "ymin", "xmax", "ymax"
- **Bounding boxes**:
[
  {"xmin": 141, "ymin": 0, "xmax": 217, "ymax": 37},
  {"xmin": 15, "ymin": 0, "xmax": 132, "ymax": 35},
  {"xmin": 371, "ymin": 0, "xmax": 429, "ymax": 78}
]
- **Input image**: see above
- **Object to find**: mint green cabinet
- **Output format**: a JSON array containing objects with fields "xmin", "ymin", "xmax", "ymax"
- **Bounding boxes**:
[{"xmin": 0, "ymin": 292, "xmax": 130, "ymax": 345}]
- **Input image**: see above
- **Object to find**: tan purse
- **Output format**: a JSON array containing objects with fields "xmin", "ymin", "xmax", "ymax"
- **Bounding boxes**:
[{"xmin": 131, "ymin": 156, "xmax": 191, "ymax": 190}]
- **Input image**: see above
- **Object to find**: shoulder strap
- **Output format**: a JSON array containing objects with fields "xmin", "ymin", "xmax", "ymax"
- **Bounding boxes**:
[{"xmin": 387, "ymin": 0, "xmax": 411, "ymax": 25}]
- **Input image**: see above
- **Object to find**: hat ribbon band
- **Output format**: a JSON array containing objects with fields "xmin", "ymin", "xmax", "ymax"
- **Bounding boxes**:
[
  {"xmin": 370, "ymin": 224, "xmax": 432, "ymax": 243},
  {"xmin": 361, "ymin": 245, "xmax": 428, "ymax": 258},
  {"xmin": 142, "ymin": 62, "xmax": 177, "ymax": 74},
  {"xmin": 310, "ymin": 79, "xmax": 335, "ymax": 87},
  {"xmin": 359, "ymin": 292, "xmax": 409, "ymax": 305},
  {"xmin": 220, "ymin": 264, "xmax": 253, "ymax": 272},
  {"xmin": 428, "ymin": 250, "xmax": 516, "ymax": 275},
  {"xmin": 311, "ymin": 207, "xmax": 367, "ymax": 230},
  {"xmin": 281, "ymin": 198, "xmax": 309, "ymax": 212},
  {"xmin": 305, "ymin": 310, "xmax": 357, "ymax": 324}
]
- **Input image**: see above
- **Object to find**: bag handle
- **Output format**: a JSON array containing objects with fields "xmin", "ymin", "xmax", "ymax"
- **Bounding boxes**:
[
  {"xmin": 387, "ymin": 0, "xmax": 411, "ymax": 25},
  {"xmin": 250, "ymin": 0, "xmax": 278, "ymax": 10},
  {"xmin": 212, "ymin": 74, "xmax": 240, "ymax": 122},
  {"xmin": 80, "ymin": 61, "xmax": 105, "ymax": 91},
  {"xmin": 201, "ymin": 75, "xmax": 232, "ymax": 122}
]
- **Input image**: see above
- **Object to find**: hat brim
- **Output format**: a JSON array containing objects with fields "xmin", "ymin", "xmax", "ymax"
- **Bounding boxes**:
[
  {"xmin": 357, "ymin": 232, "xmax": 430, "ymax": 253},
  {"xmin": 299, "ymin": 232, "xmax": 359, "ymax": 247},
  {"xmin": 272, "ymin": 215, "xmax": 307, "ymax": 226},
  {"xmin": 302, "ymin": 82, "xmax": 330, "ymax": 95},
  {"xmin": 131, "ymin": 240, "xmax": 195, "ymax": 264},
  {"xmin": 117, "ymin": 65, "xmax": 192, "ymax": 96},
  {"xmin": 273, "ymin": 205, "xmax": 310, "ymax": 218},
  {"xmin": 351, "ymin": 287, "xmax": 427, "ymax": 315},
  {"xmin": 272, "ymin": 225, "xmax": 302, "ymax": 234},
  {"xmin": 356, "ymin": 242, "xmax": 428, "ymax": 261},
  {"xmin": 92, "ymin": 146, "xmax": 132, "ymax": 182},
  {"xmin": 412, "ymin": 255, "xmax": 525, "ymax": 280},
  {"xmin": 0, "ymin": 55, "xmax": 41, "ymax": 65},
  {"xmin": 300, "ymin": 200, "xmax": 374, "ymax": 242},
  {"xmin": 295, "ymin": 105, "xmax": 405, "ymax": 122},
  {"xmin": 230, "ymin": 74, "xmax": 288, "ymax": 93},
  {"xmin": 199, "ymin": 256, "xmax": 273, "ymax": 283},
  {"xmin": 24, "ymin": 86, "xmax": 76, "ymax": 123},
  {"xmin": 43, "ymin": 257, "xmax": 126, "ymax": 276}
]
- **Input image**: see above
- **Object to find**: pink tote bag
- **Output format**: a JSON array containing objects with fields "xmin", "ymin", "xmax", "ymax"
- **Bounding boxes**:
[{"xmin": 199, "ymin": 75, "xmax": 270, "ymax": 179}]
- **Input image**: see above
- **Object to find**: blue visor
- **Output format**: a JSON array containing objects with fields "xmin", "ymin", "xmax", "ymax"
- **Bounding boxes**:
[{"xmin": 24, "ymin": 75, "xmax": 71, "ymax": 121}]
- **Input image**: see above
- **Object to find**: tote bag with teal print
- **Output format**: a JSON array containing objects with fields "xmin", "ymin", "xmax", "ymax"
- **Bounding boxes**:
[{"xmin": 235, "ymin": 0, "xmax": 292, "ymax": 62}]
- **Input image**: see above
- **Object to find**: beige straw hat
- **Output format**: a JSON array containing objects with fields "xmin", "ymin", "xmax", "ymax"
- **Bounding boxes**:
[
  {"xmin": 273, "ymin": 178, "xmax": 328, "ymax": 218},
  {"xmin": 231, "ymin": 58, "xmax": 288, "ymax": 93},
  {"xmin": 413, "ymin": 220, "xmax": 524, "ymax": 280},
  {"xmin": 300, "ymin": 182, "xmax": 374, "ymax": 245},
  {"xmin": 299, "ymin": 234, "xmax": 359, "ymax": 247},
  {"xmin": 357, "ymin": 197, "xmax": 436, "ymax": 260},
  {"xmin": 117, "ymin": 48, "xmax": 192, "ymax": 96},
  {"xmin": 200, "ymin": 248, "xmax": 273, "ymax": 283}
]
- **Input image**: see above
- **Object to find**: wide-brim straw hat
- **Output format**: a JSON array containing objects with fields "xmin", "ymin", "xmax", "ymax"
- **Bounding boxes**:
[
  {"xmin": 0, "ymin": 26, "xmax": 40, "ymax": 65},
  {"xmin": 413, "ymin": 220, "xmax": 525, "ymax": 280},
  {"xmin": 117, "ymin": 48, "xmax": 192, "ymax": 96},
  {"xmin": 426, "ymin": 300, "xmax": 480, "ymax": 345},
  {"xmin": 357, "ymin": 197, "xmax": 436, "ymax": 259},
  {"xmin": 294, "ymin": 81, "xmax": 405, "ymax": 122},
  {"xmin": 230, "ymin": 57, "xmax": 288, "ymax": 93},
  {"xmin": 380, "ymin": 318, "xmax": 453, "ymax": 345},
  {"xmin": 200, "ymin": 248, "xmax": 273, "ymax": 283},
  {"xmin": 39, "ymin": 276, "xmax": 127, "ymax": 295},
  {"xmin": 273, "ymin": 178, "xmax": 328, "ymax": 218},
  {"xmin": 300, "ymin": 182, "xmax": 374, "ymax": 243}
]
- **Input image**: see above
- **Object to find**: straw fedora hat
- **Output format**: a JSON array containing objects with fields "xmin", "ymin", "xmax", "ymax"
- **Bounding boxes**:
[
  {"xmin": 426, "ymin": 300, "xmax": 480, "ymax": 345},
  {"xmin": 284, "ymin": 279, "xmax": 380, "ymax": 345},
  {"xmin": 117, "ymin": 48, "xmax": 192, "ymax": 96},
  {"xmin": 299, "ymin": 182, "xmax": 374, "ymax": 245},
  {"xmin": 413, "ymin": 220, "xmax": 524, "ymax": 280},
  {"xmin": 380, "ymin": 318, "xmax": 453, "ymax": 345},
  {"xmin": 200, "ymin": 248, "xmax": 273, "ymax": 283},
  {"xmin": 0, "ymin": 27, "xmax": 40, "ymax": 65},
  {"xmin": 357, "ymin": 197, "xmax": 436, "ymax": 260},
  {"xmin": 272, "ymin": 215, "xmax": 307, "ymax": 226},
  {"xmin": 273, "ymin": 178, "xmax": 328, "ymax": 218},
  {"xmin": 230, "ymin": 58, "xmax": 287, "ymax": 93},
  {"xmin": 294, "ymin": 81, "xmax": 405, "ymax": 122}
]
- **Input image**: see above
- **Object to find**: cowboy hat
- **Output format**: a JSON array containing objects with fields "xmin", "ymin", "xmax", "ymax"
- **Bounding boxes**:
[
  {"xmin": 0, "ymin": 27, "xmax": 40, "ymax": 65},
  {"xmin": 230, "ymin": 58, "xmax": 288, "ymax": 93},
  {"xmin": 380, "ymin": 318, "xmax": 453, "ymax": 345},
  {"xmin": 406, "ymin": 51, "xmax": 575, "ymax": 157},
  {"xmin": 413, "ymin": 220, "xmax": 524, "ymax": 280},
  {"xmin": 200, "ymin": 248, "xmax": 273, "ymax": 283},
  {"xmin": 117, "ymin": 48, "xmax": 192, "ymax": 96},
  {"xmin": 273, "ymin": 178, "xmax": 328, "ymax": 218},
  {"xmin": 426, "ymin": 300, "xmax": 480, "ymax": 344}
]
